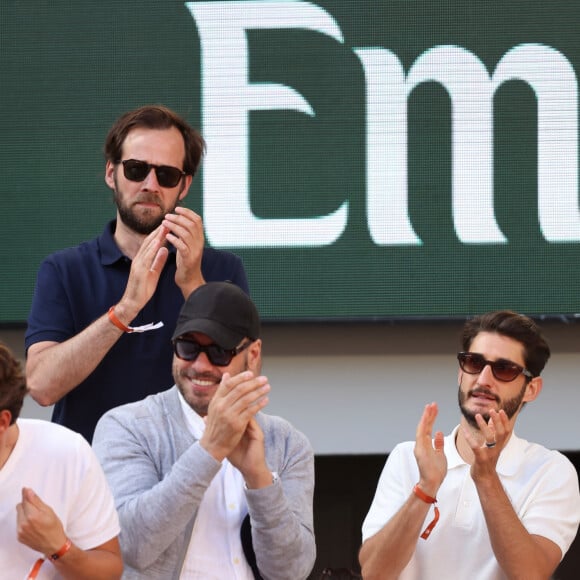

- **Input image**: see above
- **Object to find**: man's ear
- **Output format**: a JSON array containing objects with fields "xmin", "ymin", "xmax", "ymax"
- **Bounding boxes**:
[
  {"xmin": 0, "ymin": 409, "xmax": 13, "ymax": 433},
  {"xmin": 523, "ymin": 376, "xmax": 543, "ymax": 403},
  {"xmin": 247, "ymin": 339, "xmax": 262, "ymax": 373},
  {"xmin": 104, "ymin": 160, "xmax": 116, "ymax": 190},
  {"xmin": 178, "ymin": 175, "xmax": 193, "ymax": 201}
]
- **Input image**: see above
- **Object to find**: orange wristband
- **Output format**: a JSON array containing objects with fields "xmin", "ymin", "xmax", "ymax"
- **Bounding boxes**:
[
  {"xmin": 108, "ymin": 306, "xmax": 133, "ymax": 333},
  {"xmin": 50, "ymin": 537, "xmax": 72, "ymax": 560},
  {"xmin": 413, "ymin": 484, "xmax": 440, "ymax": 540}
]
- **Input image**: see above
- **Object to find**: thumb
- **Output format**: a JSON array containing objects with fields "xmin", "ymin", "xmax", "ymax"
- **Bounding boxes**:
[
  {"xmin": 22, "ymin": 487, "xmax": 45, "ymax": 509},
  {"xmin": 217, "ymin": 372, "xmax": 231, "ymax": 393}
]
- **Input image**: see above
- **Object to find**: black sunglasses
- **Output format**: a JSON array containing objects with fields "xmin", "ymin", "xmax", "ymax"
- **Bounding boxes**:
[
  {"xmin": 457, "ymin": 352, "xmax": 533, "ymax": 382},
  {"xmin": 120, "ymin": 159, "xmax": 186, "ymax": 188},
  {"xmin": 172, "ymin": 337, "xmax": 253, "ymax": 366}
]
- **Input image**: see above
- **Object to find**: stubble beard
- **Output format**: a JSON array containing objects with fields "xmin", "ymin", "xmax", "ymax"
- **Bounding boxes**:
[
  {"xmin": 113, "ymin": 173, "xmax": 182, "ymax": 235},
  {"xmin": 174, "ymin": 355, "xmax": 250, "ymax": 417},
  {"xmin": 458, "ymin": 380, "xmax": 528, "ymax": 429}
]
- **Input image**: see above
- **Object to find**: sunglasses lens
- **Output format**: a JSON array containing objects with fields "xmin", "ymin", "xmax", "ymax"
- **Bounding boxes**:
[
  {"xmin": 205, "ymin": 345, "xmax": 232, "ymax": 366},
  {"xmin": 174, "ymin": 340, "xmax": 201, "ymax": 361},
  {"xmin": 492, "ymin": 361, "xmax": 519, "ymax": 381},
  {"xmin": 459, "ymin": 353, "xmax": 484, "ymax": 374},
  {"xmin": 123, "ymin": 160, "xmax": 150, "ymax": 182},
  {"xmin": 156, "ymin": 166, "xmax": 183, "ymax": 188}
]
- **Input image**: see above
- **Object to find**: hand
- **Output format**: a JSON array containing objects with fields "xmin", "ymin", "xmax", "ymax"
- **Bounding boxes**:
[
  {"xmin": 228, "ymin": 418, "xmax": 272, "ymax": 489},
  {"xmin": 413, "ymin": 402, "xmax": 447, "ymax": 496},
  {"xmin": 16, "ymin": 487, "xmax": 68, "ymax": 556},
  {"xmin": 200, "ymin": 371, "xmax": 270, "ymax": 462},
  {"xmin": 162, "ymin": 207, "xmax": 205, "ymax": 297},
  {"xmin": 118, "ymin": 225, "xmax": 169, "ymax": 317},
  {"xmin": 462, "ymin": 409, "xmax": 510, "ymax": 481}
]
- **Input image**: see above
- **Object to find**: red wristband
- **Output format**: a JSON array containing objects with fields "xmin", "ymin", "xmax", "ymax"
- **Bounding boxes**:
[
  {"xmin": 108, "ymin": 306, "xmax": 133, "ymax": 333},
  {"xmin": 413, "ymin": 484, "xmax": 440, "ymax": 540},
  {"xmin": 50, "ymin": 538, "xmax": 72, "ymax": 560}
]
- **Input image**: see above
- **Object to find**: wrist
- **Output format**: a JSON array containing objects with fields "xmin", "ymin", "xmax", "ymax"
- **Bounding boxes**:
[
  {"xmin": 109, "ymin": 300, "xmax": 139, "ymax": 326},
  {"xmin": 412, "ymin": 484, "xmax": 440, "ymax": 540},
  {"xmin": 244, "ymin": 469, "xmax": 278, "ymax": 490},
  {"xmin": 416, "ymin": 480, "xmax": 439, "ymax": 498},
  {"xmin": 49, "ymin": 537, "xmax": 72, "ymax": 561}
]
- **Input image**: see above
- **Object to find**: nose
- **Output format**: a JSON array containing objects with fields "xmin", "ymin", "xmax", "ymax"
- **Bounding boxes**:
[
  {"xmin": 190, "ymin": 350, "xmax": 214, "ymax": 370},
  {"xmin": 141, "ymin": 166, "xmax": 160, "ymax": 189},
  {"xmin": 478, "ymin": 363, "xmax": 495, "ymax": 384}
]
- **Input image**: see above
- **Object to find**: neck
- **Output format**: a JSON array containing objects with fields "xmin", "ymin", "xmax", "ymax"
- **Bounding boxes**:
[
  {"xmin": 0, "ymin": 423, "xmax": 19, "ymax": 471},
  {"xmin": 455, "ymin": 420, "xmax": 479, "ymax": 464},
  {"xmin": 113, "ymin": 217, "xmax": 146, "ymax": 260}
]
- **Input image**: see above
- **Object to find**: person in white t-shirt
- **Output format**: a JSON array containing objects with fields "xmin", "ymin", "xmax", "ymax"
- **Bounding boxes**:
[
  {"xmin": 0, "ymin": 342, "xmax": 122, "ymax": 579},
  {"xmin": 359, "ymin": 310, "xmax": 580, "ymax": 580}
]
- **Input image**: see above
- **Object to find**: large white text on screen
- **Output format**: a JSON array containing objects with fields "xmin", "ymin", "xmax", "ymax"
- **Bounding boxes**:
[{"xmin": 187, "ymin": 1, "xmax": 579, "ymax": 248}]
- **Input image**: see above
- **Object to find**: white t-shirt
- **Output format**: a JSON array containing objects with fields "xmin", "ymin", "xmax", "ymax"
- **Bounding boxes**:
[
  {"xmin": 0, "ymin": 419, "xmax": 120, "ymax": 579},
  {"xmin": 178, "ymin": 392, "xmax": 255, "ymax": 580},
  {"xmin": 362, "ymin": 426, "xmax": 580, "ymax": 580}
]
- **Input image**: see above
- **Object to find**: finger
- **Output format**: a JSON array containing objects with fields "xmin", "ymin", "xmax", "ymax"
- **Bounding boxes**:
[
  {"xmin": 228, "ymin": 379, "xmax": 271, "ymax": 411},
  {"xmin": 246, "ymin": 417, "xmax": 262, "ymax": 435},
  {"xmin": 434, "ymin": 431, "xmax": 445, "ymax": 452},
  {"xmin": 137, "ymin": 226, "xmax": 167, "ymax": 259},
  {"xmin": 163, "ymin": 208, "xmax": 202, "ymax": 234},
  {"xmin": 149, "ymin": 246, "xmax": 169, "ymax": 273},
  {"xmin": 416, "ymin": 402, "xmax": 438, "ymax": 439},
  {"xmin": 221, "ymin": 371, "xmax": 261, "ymax": 394},
  {"xmin": 173, "ymin": 206, "xmax": 201, "ymax": 220},
  {"xmin": 22, "ymin": 487, "xmax": 44, "ymax": 509}
]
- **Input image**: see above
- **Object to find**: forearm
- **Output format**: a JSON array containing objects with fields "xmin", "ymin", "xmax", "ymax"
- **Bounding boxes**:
[
  {"xmin": 51, "ymin": 539, "xmax": 122, "ymax": 580},
  {"xmin": 247, "ymin": 482, "xmax": 315, "ymax": 580},
  {"xmin": 476, "ymin": 475, "xmax": 558, "ymax": 579},
  {"xmin": 359, "ymin": 493, "xmax": 433, "ymax": 580},
  {"xmin": 97, "ymin": 432, "xmax": 220, "ymax": 570},
  {"xmin": 26, "ymin": 313, "xmax": 126, "ymax": 406}
]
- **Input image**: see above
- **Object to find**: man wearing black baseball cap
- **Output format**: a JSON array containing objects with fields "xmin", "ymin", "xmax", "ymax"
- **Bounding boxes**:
[{"xmin": 93, "ymin": 282, "xmax": 316, "ymax": 579}]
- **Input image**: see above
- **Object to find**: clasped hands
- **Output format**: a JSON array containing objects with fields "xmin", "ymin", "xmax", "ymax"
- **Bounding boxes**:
[{"xmin": 201, "ymin": 370, "xmax": 273, "ymax": 489}]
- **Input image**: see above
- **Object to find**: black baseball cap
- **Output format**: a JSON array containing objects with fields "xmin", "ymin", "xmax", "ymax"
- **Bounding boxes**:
[{"xmin": 172, "ymin": 282, "xmax": 260, "ymax": 349}]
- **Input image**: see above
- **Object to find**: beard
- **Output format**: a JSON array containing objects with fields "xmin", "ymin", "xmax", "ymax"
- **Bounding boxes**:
[
  {"xmin": 458, "ymin": 380, "xmax": 528, "ymax": 429},
  {"xmin": 174, "ymin": 354, "xmax": 250, "ymax": 417},
  {"xmin": 113, "ymin": 172, "xmax": 183, "ymax": 235}
]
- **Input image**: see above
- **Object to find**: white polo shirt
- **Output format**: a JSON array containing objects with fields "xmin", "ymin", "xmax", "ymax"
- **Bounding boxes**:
[{"xmin": 362, "ymin": 426, "xmax": 580, "ymax": 580}]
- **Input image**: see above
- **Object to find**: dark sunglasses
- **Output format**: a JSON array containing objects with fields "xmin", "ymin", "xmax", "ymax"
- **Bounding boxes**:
[
  {"xmin": 120, "ymin": 159, "xmax": 186, "ymax": 188},
  {"xmin": 457, "ymin": 352, "xmax": 533, "ymax": 382},
  {"xmin": 172, "ymin": 337, "xmax": 253, "ymax": 366}
]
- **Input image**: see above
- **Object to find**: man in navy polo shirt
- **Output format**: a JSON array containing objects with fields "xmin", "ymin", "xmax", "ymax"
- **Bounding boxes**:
[{"xmin": 25, "ymin": 105, "xmax": 248, "ymax": 442}]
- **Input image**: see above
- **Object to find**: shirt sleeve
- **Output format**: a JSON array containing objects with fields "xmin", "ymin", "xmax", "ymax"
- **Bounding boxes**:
[
  {"xmin": 362, "ymin": 442, "xmax": 418, "ymax": 543},
  {"xmin": 64, "ymin": 435, "xmax": 120, "ymax": 550},
  {"xmin": 520, "ymin": 452, "xmax": 580, "ymax": 558}
]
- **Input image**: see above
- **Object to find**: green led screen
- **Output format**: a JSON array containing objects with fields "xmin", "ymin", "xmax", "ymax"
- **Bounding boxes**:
[{"xmin": 1, "ymin": 0, "xmax": 579, "ymax": 322}]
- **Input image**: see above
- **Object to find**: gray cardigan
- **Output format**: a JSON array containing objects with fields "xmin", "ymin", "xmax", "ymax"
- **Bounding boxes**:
[{"xmin": 92, "ymin": 386, "xmax": 316, "ymax": 579}]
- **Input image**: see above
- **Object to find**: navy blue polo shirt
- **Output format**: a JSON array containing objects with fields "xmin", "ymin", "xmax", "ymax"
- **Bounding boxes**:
[{"xmin": 25, "ymin": 220, "xmax": 249, "ymax": 442}]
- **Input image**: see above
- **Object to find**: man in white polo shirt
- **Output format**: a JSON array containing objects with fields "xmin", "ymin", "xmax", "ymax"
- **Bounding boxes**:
[{"xmin": 360, "ymin": 310, "xmax": 580, "ymax": 579}]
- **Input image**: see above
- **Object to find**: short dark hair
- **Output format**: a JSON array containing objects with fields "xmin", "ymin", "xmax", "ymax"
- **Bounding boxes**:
[
  {"xmin": 0, "ymin": 343, "xmax": 27, "ymax": 424},
  {"xmin": 103, "ymin": 104, "xmax": 206, "ymax": 176},
  {"xmin": 461, "ymin": 310, "xmax": 551, "ymax": 378}
]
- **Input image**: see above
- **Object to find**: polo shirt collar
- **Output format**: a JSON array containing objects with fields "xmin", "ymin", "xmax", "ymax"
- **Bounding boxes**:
[
  {"xmin": 445, "ymin": 424, "xmax": 524, "ymax": 476},
  {"xmin": 98, "ymin": 219, "xmax": 177, "ymax": 266}
]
